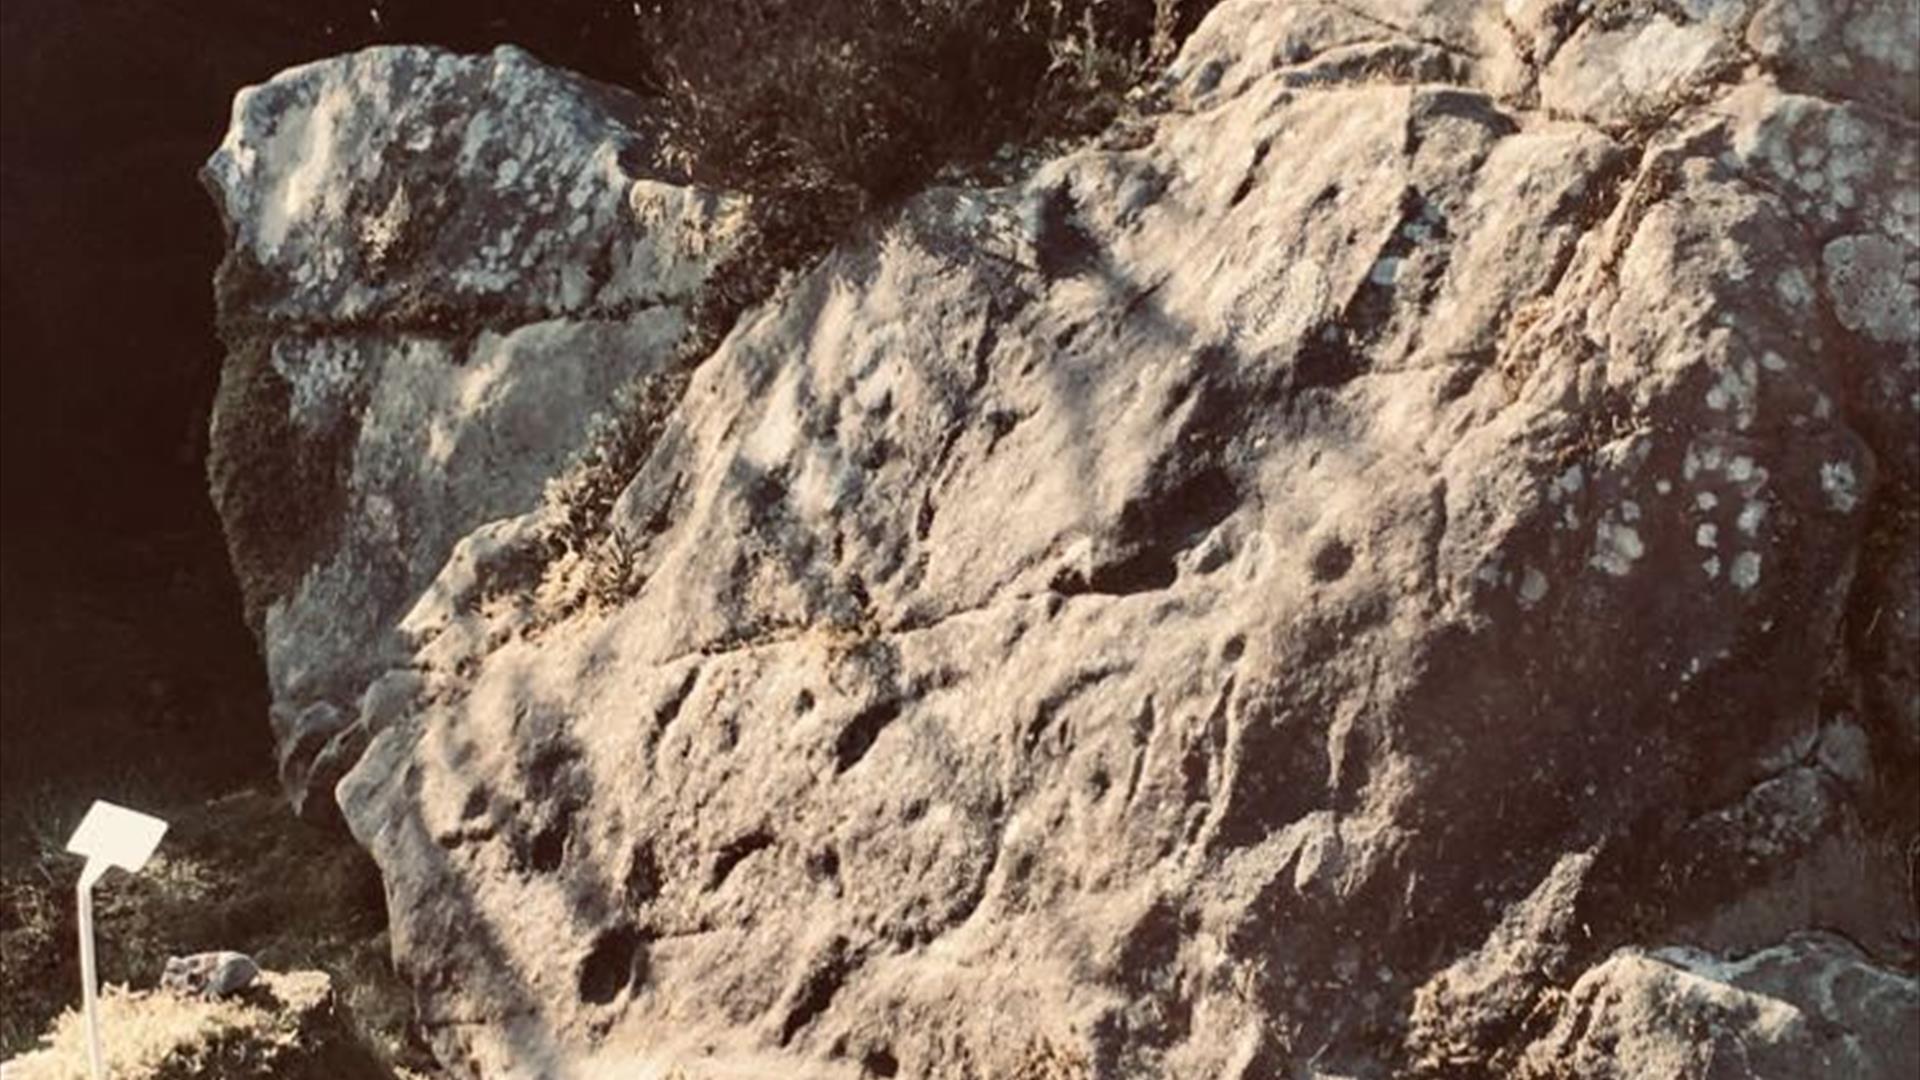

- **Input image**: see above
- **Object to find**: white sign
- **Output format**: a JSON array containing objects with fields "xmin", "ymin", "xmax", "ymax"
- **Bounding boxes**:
[
  {"xmin": 66, "ymin": 801, "xmax": 167, "ymax": 875},
  {"xmin": 66, "ymin": 800, "xmax": 169, "ymax": 1080}
]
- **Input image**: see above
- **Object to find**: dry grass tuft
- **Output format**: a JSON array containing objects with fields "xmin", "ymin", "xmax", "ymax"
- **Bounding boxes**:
[{"xmin": 0, "ymin": 971, "xmax": 395, "ymax": 1080}]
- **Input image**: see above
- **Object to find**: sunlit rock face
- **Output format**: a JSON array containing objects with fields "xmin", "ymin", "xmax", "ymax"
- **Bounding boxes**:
[
  {"xmin": 212, "ymin": 3, "xmax": 1917, "ymax": 1077},
  {"xmin": 202, "ymin": 44, "xmax": 741, "ymax": 815}
]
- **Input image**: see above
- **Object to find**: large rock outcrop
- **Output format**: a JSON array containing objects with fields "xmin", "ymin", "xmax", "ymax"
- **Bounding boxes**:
[
  {"xmin": 202, "ymin": 44, "xmax": 742, "ymax": 813},
  {"xmin": 208, "ymin": 1, "xmax": 1919, "ymax": 1077}
]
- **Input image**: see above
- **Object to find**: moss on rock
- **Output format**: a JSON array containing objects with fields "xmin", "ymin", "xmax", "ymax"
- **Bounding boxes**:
[{"xmin": 203, "ymin": 333, "xmax": 352, "ymax": 635}]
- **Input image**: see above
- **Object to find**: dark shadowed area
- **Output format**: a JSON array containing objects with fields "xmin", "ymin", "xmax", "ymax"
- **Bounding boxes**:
[{"xmin": 0, "ymin": 0, "xmax": 647, "ymax": 839}]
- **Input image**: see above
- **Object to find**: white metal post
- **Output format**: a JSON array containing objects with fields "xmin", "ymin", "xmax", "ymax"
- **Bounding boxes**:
[
  {"xmin": 76, "ymin": 861, "xmax": 107, "ymax": 1080},
  {"xmin": 63, "ymin": 801, "xmax": 167, "ymax": 1080}
]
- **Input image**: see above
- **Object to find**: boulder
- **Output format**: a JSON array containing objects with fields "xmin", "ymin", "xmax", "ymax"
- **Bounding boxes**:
[
  {"xmin": 201, "ymin": 44, "xmax": 743, "ymax": 813},
  {"xmin": 159, "ymin": 951, "xmax": 262, "ymax": 999},
  {"xmin": 1522, "ymin": 932, "xmax": 1920, "ymax": 1078},
  {"xmin": 210, "ymin": 1, "xmax": 1919, "ymax": 1077}
]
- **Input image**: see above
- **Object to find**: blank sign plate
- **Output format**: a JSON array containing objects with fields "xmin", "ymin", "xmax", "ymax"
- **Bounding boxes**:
[{"xmin": 66, "ymin": 800, "xmax": 168, "ymax": 872}]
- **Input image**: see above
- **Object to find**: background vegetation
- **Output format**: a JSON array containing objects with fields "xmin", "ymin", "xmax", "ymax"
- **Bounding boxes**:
[
  {"xmin": 0, "ymin": 791, "xmax": 423, "ymax": 1072},
  {"xmin": 641, "ymin": 0, "xmax": 1209, "ymax": 280}
]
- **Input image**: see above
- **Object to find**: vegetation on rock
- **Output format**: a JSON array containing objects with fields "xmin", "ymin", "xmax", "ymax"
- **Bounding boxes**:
[
  {"xmin": 539, "ymin": 1, "xmax": 1219, "ymax": 607},
  {"xmin": 640, "ymin": 0, "xmax": 1203, "ymax": 221},
  {"xmin": 0, "ymin": 791, "xmax": 425, "ymax": 1075},
  {"xmin": 1, "ymin": 972, "xmax": 399, "ymax": 1080}
]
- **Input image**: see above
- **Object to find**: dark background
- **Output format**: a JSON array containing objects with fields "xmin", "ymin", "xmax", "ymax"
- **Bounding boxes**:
[{"xmin": 0, "ymin": 0, "xmax": 647, "ymax": 833}]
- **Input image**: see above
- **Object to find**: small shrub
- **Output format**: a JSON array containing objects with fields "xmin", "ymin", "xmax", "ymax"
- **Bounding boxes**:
[
  {"xmin": 637, "ymin": 0, "xmax": 1213, "ymax": 268},
  {"xmin": 541, "ymin": 368, "xmax": 688, "ymax": 561},
  {"xmin": 534, "ymin": 334, "xmax": 708, "ymax": 619}
]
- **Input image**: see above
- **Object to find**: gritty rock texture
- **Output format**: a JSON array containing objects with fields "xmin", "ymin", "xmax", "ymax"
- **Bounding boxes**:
[
  {"xmin": 211, "ymin": 2, "xmax": 1919, "ymax": 1077},
  {"xmin": 1520, "ymin": 932, "xmax": 1919, "ymax": 1078},
  {"xmin": 160, "ymin": 951, "xmax": 263, "ymax": 1000},
  {"xmin": 202, "ymin": 44, "xmax": 743, "ymax": 813},
  {"xmin": 1746, "ymin": 0, "xmax": 1920, "ymax": 117}
]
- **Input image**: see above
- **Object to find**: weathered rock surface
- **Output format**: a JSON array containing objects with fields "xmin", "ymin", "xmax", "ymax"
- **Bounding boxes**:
[
  {"xmin": 160, "ymin": 951, "xmax": 263, "ymax": 1000},
  {"xmin": 210, "ymin": 1, "xmax": 1919, "ymax": 1077},
  {"xmin": 1521, "ymin": 931, "xmax": 1919, "ymax": 1078},
  {"xmin": 202, "ymin": 44, "xmax": 742, "ymax": 813}
]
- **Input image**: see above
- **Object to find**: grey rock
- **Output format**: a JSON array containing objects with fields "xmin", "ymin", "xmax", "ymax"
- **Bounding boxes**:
[
  {"xmin": 160, "ymin": 951, "xmax": 261, "ymax": 1000},
  {"xmin": 272, "ymin": 700, "xmax": 346, "ymax": 820},
  {"xmin": 399, "ymin": 510, "xmax": 553, "ymax": 649},
  {"xmin": 357, "ymin": 667, "xmax": 428, "ymax": 737},
  {"xmin": 1746, "ymin": 0, "xmax": 1920, "ymax": 117},
  {"xmin": 202, "ymin": 45, "xmax": 743, "ymax": 810},
  {"xmin": 1825, "ymin": 233, "xmax": 1920, "ymax": 344},
  {"xmin": 212, "ymin": 3, "xmax": 1920, "ymax": 1078},
  {"xmin": 1522, "ymin": 932, "xmax": 1920, "ymax": 1078},
  {"xmin": 1817, "ymin": 718, "xmax": 1874, "ymax": 792},
  {"xmin": 1540, "ymin": 10, "xmax": 1740, "ymax": 129},
  {"xmin": 203, "ymin": 45, "xmax": 733, "ymax": 325}
]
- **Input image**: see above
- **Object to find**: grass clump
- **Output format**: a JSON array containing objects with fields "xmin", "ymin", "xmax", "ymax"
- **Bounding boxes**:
[
  {"xmin": 641, "ymin": 0, "xmax": 1201, "ymax": 208},
  {"xmin": 531, "ymin": 360, "xmax": 690, "ymax": 617},
  {"xmin": 0, "ymin": 791, "xmax": 426, "ymax": 1074},
  {"xmin": 637, "ymin": 0, "xmax": 1210, "ymax": 274},
  {"xmin": 1, "ymin": 973, "xmax": 397, "ymax": 1080},
  {"xmin": 635, "ymin": 0, "xmax": 1220, "ymax": 333}
]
